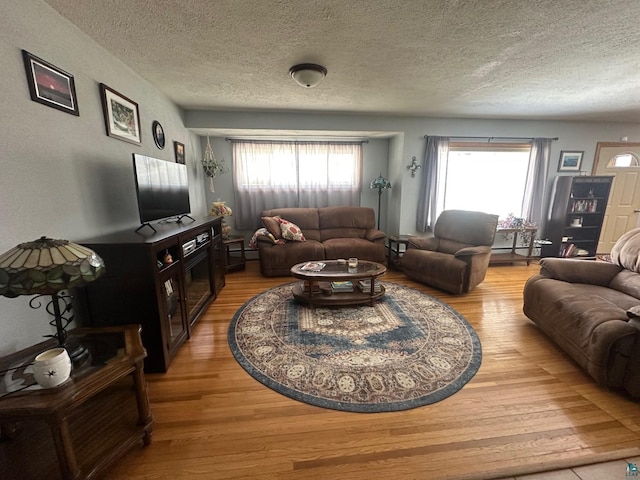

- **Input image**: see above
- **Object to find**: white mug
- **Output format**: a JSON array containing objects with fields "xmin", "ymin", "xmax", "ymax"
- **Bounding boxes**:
[{"xmin": 32, "ymin": 347, "xmax": 72, "ymax": 388}]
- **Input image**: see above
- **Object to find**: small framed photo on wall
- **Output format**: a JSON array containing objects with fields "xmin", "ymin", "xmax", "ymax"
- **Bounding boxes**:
[
  {"xmin": 558, "ymin": 151, "xmax": 584, "ymax": 172},
  {"xmin": 22, "ymin": 50, "xmax": 79, "ymax": 116},
  {"xmin": 174, "ymin": 141, "xmax": 185, "ymax": 164}
]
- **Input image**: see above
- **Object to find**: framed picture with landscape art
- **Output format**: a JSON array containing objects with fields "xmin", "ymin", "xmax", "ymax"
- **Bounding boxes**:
[
  {"xmin": 99, "ymin": 83, "xmax": 141, "ymax": 145},
  {"xmin": 174, "ymin": 141, "xmax": 185, "ymax": 164},
  {"xmin": 558, "ymin": 150, "xmax": 583, "ymax": 172},
  {"xmin": 22, "ymin": 50, "xmax": 79, "ymax": 116}
]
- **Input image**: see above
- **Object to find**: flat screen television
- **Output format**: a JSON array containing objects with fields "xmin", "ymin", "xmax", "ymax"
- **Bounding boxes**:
[{"xmin": 133, "ymin": 154, "xmax": 191, "ymax": 230}]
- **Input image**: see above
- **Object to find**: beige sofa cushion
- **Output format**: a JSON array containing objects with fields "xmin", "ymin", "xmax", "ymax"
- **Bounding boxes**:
[{"xmin": 611, "ymin": 227, "xmax": 640, "ymax": 273}]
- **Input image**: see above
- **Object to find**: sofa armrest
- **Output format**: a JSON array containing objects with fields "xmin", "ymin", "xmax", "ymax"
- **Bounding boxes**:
[
  {"xmin": 455, "ymin": 245, "xmax": 492, "ymax": 258},
  {"xmin": 408, "ymin": 236, "xmax": 438, "ymax": 251},
  {"xmin": 365, "ymin": 229, "xmax": 386, "ymax": 242},
  {"xmin": 256, "ymin": 236, "xmax": 284, "ymax": 246},
  {"xmin": 539, "ymin": 258, "xmax": 622, "ymax": 286}
]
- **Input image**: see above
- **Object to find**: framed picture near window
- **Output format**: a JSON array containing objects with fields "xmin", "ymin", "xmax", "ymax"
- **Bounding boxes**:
[
  {"xmin": 174, "ymin": 141, "xmax": 185, "ymax": 164},
  {"xmin": 558, "ymin": 151, "xmax": 584, "ymax": 172},
  {"xmin": 99, "ymin": 83, "xmax": 141, "ymax": 145},
  {"xmin": 22, "ymin": 50, "xmax": 79, "ymax": 116}
]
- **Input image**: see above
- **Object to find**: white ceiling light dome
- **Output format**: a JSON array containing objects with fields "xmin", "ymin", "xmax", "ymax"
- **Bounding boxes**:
[{"xmin": 289, "ymin": 63, "xmax": 327, "ymax": 88}]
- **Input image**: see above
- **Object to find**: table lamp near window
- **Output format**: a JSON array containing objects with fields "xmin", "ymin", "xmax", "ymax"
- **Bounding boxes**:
[{"xmin": 0, "ymin": 237, "xmax": 105, "ymax": 366}]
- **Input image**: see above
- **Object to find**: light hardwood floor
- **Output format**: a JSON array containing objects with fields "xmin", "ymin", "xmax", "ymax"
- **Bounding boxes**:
[{"xmin": 105, "ymin": 260, "xmax": 640, "ymax": 480}]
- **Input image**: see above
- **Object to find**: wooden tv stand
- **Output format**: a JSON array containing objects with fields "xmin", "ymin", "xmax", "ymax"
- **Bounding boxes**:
[{"xmin": 75, "ymin": 216, "xmax": 225, "ymax": 372}]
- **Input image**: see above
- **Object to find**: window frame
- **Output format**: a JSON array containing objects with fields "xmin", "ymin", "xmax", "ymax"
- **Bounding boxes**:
[{"xmin": 441, "ymin": 142, "xmax": 532, "ymax": 219}]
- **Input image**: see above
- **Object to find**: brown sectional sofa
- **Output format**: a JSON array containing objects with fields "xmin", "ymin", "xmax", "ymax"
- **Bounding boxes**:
[
  {"xmin": 256, "ymin": 206, "xmax": 386, "ymax": 277},
  {"xmin": 523, "ymin": 227, "xmax": 640, "ymax": 397}
]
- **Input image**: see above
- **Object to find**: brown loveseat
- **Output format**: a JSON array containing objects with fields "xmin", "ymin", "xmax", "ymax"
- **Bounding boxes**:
[
  {"xmin": 256, "ymin": 206, "xmax": 386, "ymax": 277},
  {"xmin": 523, "ymin": 227, "xmax": 640, "ymax": 397}
]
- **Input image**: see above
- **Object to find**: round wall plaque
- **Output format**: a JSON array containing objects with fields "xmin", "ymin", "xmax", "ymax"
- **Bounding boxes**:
[{"xmin": 152, "ymin": 120, "xmax": 165, "ymax": 149}]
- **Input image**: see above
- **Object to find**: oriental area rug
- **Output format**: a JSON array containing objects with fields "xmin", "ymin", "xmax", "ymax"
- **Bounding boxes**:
[{"xmin": 228, "ymin": 282, "xmax": 482, "ymax": 412}]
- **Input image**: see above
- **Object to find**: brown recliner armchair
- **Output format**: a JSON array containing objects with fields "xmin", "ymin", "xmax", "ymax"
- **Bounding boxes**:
[{"xmin": 401, "ymin": 210, "xmax": 499, "ymax": 294}]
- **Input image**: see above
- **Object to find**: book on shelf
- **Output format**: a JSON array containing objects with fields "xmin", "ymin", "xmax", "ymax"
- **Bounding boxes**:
[
  {"xmin": 300, "ymin": 261, "xmax": 326, "ymax": 272},
  {"xmin": 330, "ymin": 281, "xmax": 353, "ymax": 292},
  {"xmin": 357, "ymin": 279, "xmax": 381, "ymax": 293},
  {"xmin": 570, "ymin": 198, "xmax": 598, "ymax": 213},
  {"xmin": 302, "ymin": 280, "xmax": 321, "ymax": 294},
  {"xmin": 560, "ymin": 243, "xmax": 578, "ymax": 257}
]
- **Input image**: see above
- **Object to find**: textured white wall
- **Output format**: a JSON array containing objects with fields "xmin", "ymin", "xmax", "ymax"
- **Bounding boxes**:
[{"xmin": 0, "ymin": 0, "xmax": 206, "ymax": 354}]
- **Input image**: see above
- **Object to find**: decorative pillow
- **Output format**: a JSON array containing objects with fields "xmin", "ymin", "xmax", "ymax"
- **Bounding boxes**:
[
  {"xmin": 249, "ymin": 228, "xmax": 277, "ymax": 249},
  {"xmin": 261, "ymin": 216, "xmax": 282, "ymax": 239},
  {"xmin": 280, "ymin": 218, "xmax": 306, "ymax": 242}
]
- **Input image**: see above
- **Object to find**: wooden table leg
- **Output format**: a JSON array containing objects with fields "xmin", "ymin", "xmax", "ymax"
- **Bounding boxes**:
[
  {"xmin": 49, "ymin": 419, "xmax": 80, "ymax": 480},
  {"xmin": 131, "ymin": 361, "xmax": 153, "ymax": 445}
]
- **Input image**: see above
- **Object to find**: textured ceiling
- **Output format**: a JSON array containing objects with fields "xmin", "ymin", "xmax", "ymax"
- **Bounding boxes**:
[{"xmin": 44, "ymin": 0, "xmax": 640, "ymax": 122}]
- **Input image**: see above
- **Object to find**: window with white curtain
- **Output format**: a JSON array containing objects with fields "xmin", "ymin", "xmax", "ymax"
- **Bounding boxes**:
[
  {"xmin": 232, "ymin": 141, "xmax": 363, "ymax": 229},
  {"xmin": 442, "ymin": 143, "xmax": 532, "ymax": 219}
]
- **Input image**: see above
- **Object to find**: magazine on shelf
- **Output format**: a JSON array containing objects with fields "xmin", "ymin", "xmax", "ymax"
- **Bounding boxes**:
[
  {"xmin": 331, "ymin": 281, "xmax": 353, "ymax": 292},
  {"xmin": 358, "ymin": 279, "xmax": 381, "ymax": 293},
  {"xmin": 300, "ymin": 261, "xmax": 326, "ymax": 272}
]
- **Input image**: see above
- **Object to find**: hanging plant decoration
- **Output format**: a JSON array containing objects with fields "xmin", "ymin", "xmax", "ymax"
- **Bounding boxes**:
[{"xmin": 201, "ymin": 136, "xmax": 227, "ymax": 192}]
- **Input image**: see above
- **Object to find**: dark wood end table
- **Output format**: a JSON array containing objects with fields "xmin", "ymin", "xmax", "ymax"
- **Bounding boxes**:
[
  {"xmin": 0, "ymin": 325, "xmax": 153, "ymax": 480},
  {"xmin": 386, "ymin": 234, "xmax": 410, "ymax": 269},
  {"xmin": 223, "ymin": 235, "xmax": 246, "ymax": 272}
]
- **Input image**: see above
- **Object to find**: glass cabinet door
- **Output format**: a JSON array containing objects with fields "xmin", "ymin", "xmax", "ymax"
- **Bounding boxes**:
[
  {"xmin": 159, "ymin": 268, "xmax": 188, "ymax": 356},
  {"xmin": 211, "ymin": 230, "xmax": 225, "ymax": 295},
  {"xmin": 184, "ymin": 250, "xmax": 213, "ymax": 327}
]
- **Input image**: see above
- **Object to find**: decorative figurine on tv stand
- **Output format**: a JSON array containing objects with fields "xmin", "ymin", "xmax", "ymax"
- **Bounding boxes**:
[{"xmin": 209, "ymin": 199, "xmax": 233, "ymax": 239}]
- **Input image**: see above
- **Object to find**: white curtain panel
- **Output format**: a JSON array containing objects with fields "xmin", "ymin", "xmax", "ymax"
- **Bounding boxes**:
[
  {"xmin": 416, "ymin": 136, "xmax": 449, "ymax": 232},
  {"xmin": 232, "ymin": 141, "xmax": 363, "ymax": 229}
]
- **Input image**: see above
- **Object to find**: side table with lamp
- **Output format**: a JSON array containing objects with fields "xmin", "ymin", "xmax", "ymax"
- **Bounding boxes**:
[
  {"xmin": 0, "ymin": 325, "xmax": 153, "ymax": 480},
  {"xmin": 0, "ymin": 237, "xmax": 106, "ymax": 368},
  {"xmin": 0, "ymin": 237, "xmax": 153, "ymax": 479}
]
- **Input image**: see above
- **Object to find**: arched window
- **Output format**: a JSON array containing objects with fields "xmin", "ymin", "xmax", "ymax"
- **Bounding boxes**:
[{"xmin": 606, "ymin": 152, "xmax": 640, "ymax": 167}]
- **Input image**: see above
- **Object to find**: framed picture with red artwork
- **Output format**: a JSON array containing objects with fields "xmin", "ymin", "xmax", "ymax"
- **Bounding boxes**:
[{"xmin": 22, "ymin": 50, "xmax": 79, "ymax": 116}]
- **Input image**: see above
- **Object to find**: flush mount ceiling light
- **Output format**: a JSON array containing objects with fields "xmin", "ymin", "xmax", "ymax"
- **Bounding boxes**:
[{"xmin": 289, "ymin": 63, "xmax": 327, "ymax": 88}]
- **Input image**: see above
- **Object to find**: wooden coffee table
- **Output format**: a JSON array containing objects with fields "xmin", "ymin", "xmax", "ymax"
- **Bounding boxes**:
[{"xmin": 290, "ymin": 260, "xmax": 386, "ymax": 306}]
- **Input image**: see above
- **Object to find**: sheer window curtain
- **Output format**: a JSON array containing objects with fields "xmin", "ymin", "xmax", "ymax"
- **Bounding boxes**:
[
  {"xmin": 521, "ymin": 138, "xmax": 553, "ymax": 228},
  {"xmin": 232, "ymin": 141, "xmax": 363, "ymax": 229},
  {"xmin": 416, "ymin": 136, "xmax": 449, "ymax": 232}
]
